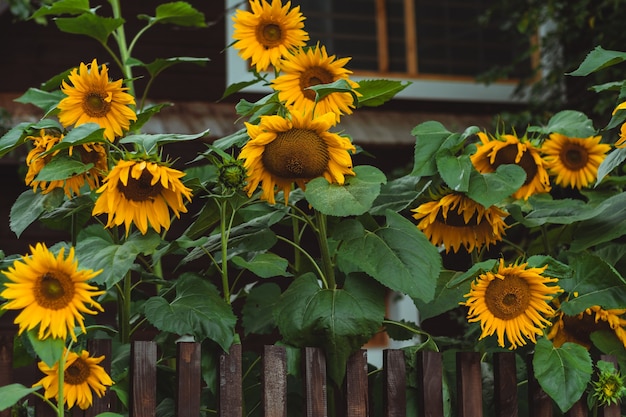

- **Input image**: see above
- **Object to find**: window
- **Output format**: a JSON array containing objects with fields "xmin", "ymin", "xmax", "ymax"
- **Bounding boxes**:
[{"xmin": 225, "ymin": 0, "xmax": 533, "ymax": 102}]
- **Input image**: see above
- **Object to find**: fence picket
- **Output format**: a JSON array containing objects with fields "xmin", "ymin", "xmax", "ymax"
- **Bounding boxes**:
[
  {"xmin": 457, "ymin": 351, "xmax": 482, "ymax": 417},
  {"xmin": 131, "ymin": 341, "xmax": 157, "ymax": 417},
  {"xmin": 494, "ymin": 352, "xmax": 517, "ymax": 417},
  {"xmin": 346, "ymin": 350, "xmax": 368, "ymax": 417},
  {"xmin": 262, "ymin": 345, "xmax": 287, "ymax": 417},
  {"xmin": 219, "ymin": 343, "xmax": 242, "ymax": 417},
  {"xmin": 417, "ymin": 350, "xmax": 444, "ymax": 417},
  {"xmin": 176, "ymin": 342, "xmax": 201, "ymax": 417},
  {"xmin": 383, "ymin": 349, "xmax": 406, "ymax": 417},
  {"xmin": 304, "ymin": 347, "xmax": 327, "ymax": 417}
]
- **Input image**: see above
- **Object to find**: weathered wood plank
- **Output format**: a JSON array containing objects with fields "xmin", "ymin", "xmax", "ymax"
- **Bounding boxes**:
[
  {"xmin": 131, "ymin": 341, "xmax": 157, "ymax": 417},
  {"xmin": 457, "ymin": 352, "xmax": 482, "ymax": 417},
  {"xmin": 219, "ymin": 344, "xmax": 242, "ymax": 417},
  {"xmin": 417, "ymin": 351, "xmax": 444, "ymax": 417},
  {"xmin": 528, "ymin": 355, "xmax": 553, "ymax": 417},
  {"xmin": 85, "ymin": 339, "xmax": 114, "ymax": 417},
  {"xmin": 263, "ymin": 345, "xmax": 287, "ymax": 417},
  {"xmin": 0, "ymin": 331, "xmax": 14, "ymax": 417},
  {"xmin": 176, "ymin": 342, "xmax": 201, "ymax": 417},
  {"xmin": 304, "ymin": 347, "xmax": 327, "ymax": 417},
  {"xmin": 494, "ymin": 352, "xmax": 517, "ymax": 417},
  {"xmin": 383, "ymin": 349, "xmax": 406, "ymax": 417},
  {"xmin": 346, "ymin": 350, "xmax": 368, "ymax": 417},
  {"xmin": 565, "ymin": 400, "xmax": 588, "ymax": 417}
]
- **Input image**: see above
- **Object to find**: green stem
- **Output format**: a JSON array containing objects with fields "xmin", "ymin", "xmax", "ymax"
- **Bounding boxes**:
[
  {"xmin": 219, "ymin": 200, "xmax": 231, "ymax": 305},
  {"xmin": 109, "ymin": 0, "xmax": 135, "ymax": 97},
  {"xmin": 314, "ymin": 210, "xmax": 335, "ymax": 289},
  {"xmin": 291, "ymin": 213, "xmax": 302, "ymax": 273},
  {"xmin": 276, "ymin": 235, "xmax": 327, "ymax": 288},
  {"xmin": 118, "ymin": 271, "xmax": 132, "ymax": 344},
  {"xmin": 57, "ymin": 349, "xmax": 66, "ymax": 417}
]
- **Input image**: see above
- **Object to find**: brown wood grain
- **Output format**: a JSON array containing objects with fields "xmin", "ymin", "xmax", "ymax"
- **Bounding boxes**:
[
  {"xmin": 417, "ymin": 351, "xmax": 444, "ymax": 417},
  {"xmin": 85, "ymin": 339, "xmax": 114, "ymax": 417},
  {"xmin": 219, "ymin": 344, "xmax": 242, "ymax": 417},
  {"xmin": 457, "ymin": 352, "xmax": 482, "ymax": 417},
  {"xmin": 383, "ymin": 349, "xmax": 406, "ymax": 417},
  {"xmin": 527, "ymin": 355, "xmax": 553, "ymax": 417},
  {"xmin": 131, "ymin": 341, "xmax": 157, "ymax": 417},
  {"xmin": 346, "ymin": 350, "xmax": 368, "ymax": 417},
  {"xmin": 263, "ymin": 345, "xmax": 287, "ymax": 417},
  {"xmin": 494, "ymin": 352, "xmax": 517, "ymax": 417},
  {"xmin": 176, "ymin": 342, "xmax": 201, "ymax": 417},
  {"xmin": 304, "ymin": 347, "xmax": 327, "ymax": 417}
]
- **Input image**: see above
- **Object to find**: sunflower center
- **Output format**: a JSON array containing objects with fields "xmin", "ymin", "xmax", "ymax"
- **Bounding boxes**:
[
  {"xmin": 83, "ymin": 93, "xmax": 111, "ymax": 118},
  {"xmin": 35, "ymin": 273, "xmax": 75, "ymax": 310},
  {"xmin": 262, "ymin": 128, "xmax": 330, "ymax": 179},
  {"xmin": 484, "ymin": 275, "xmax": 531, "ymax": 320},
  {"xmin": 117, "ymin": 169, "xmax": 164, "ymax": 202},
  {"xmin": 560, "ymin": 144, "xmax": 589, "ymax": 171},
  {"xmin": 492, "ymin": 144, "xmax": 538, "ymax": 186},
  {"xmin": 300, "ymin": 67, "xmax": 335, "ymax": 101},
  {"xmin": 562, "ymin": 312, "xmax": 611, "ymax": 346},
  {"xmin": 257, "ymin": 22, "xmax": 283, "ymax": 49},
  {"xmin": 65, "ymin": 358, "xmax": 90, "ymax": 385},
  {"xmin": 437, "ymin": 208, "xmax": 480, "ymax": 227}
]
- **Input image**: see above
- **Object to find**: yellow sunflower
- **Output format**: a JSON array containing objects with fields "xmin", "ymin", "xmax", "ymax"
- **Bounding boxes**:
[
  {"xmin": 272, "ymin": 43, "xmax": 360, "ymax": 122},
  {"xmin": 548, "ymin": 304, "xmax": 626, "ymax": 349},
  {"xmin": 92, "ymin": 158, "xmax": 193, "ymax": 236},
  {"xmin": 615, "ymin": 122, "xmax": 626, "ymax": 148},
  {"xmin": 232, "ymin": 0, "xmax": 309, "ymax": 72},
  {"xmin": 541, "ymin": 133, "xmax": 610, "ymax": 189},
  {"xmin": 58, "ymin": 58, "xmax": 137, "ymax": 142},
  {"xmin": 471, "ymin": 132, "xmax": 551, "ymax": 200},
  {"xmin": 462, "ymin": 259, "xmax": 562, "ymax": 349},
  {"xmin": 35, "ymin": 349, "xmax": 113, "ymax": 410},
  {"xmin": 0, "ymin": 243, "xmax": 104, "ymax": 341},
  {"xmin": 24, "ymin": 129, "xmax": 108, "ymax": 197},
  {"xmin": 238, "ymin": 110, "xmax": 355, "ymax": 205},
  {"xmin": 411, "ymin": 192, "xmax": 508, "ymax": 253}
]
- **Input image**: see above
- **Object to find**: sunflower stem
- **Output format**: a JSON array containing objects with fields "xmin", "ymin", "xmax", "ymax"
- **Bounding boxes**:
[
  {"xmin": 219, "ymin": 199, "xmax": 231, "ymax": 305},
  {"xmin": 314, "ymin": 210, "xmax": 335, "ymax": 289},
  {"xmin": 109, "ymin": 0, "xmax": 135, "ymax": 98},
  {"xmin": 276, "ymin": 235, "xmax": 326, "ymax": 286},
  {"xmin": 291, "ymin": 213, "xmax": 302, "ymax": 272},
  {"xmin": 57, "ymin": 347, "xmax": 66, "ymax": 417},
  {"xmin": 119, "ymin": 271, "xmax": 132, "ymax": 344}
]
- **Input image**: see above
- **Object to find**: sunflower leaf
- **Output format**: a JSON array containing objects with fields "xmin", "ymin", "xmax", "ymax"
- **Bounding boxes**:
[
  {"xmin": 14, "ymin": 88, "xmax": 65, "ymax": 113},
  {"xmin": 533, "ymin": 338, "xmax": 593, "ymax": 413},
  {"xmin": 307, "ymin": 79, "xmax": 359, "ymax": 107},
  {"xmin": 26, "ymin": 329, "xmax": 65, "ymax": 368},
  {"xmin": 138, "ymin": 2, "xmax": 206, "ymax": 27},
  {"xmin": 0, "ymin": 122, "xmax": 31, "ymax": 157},
  {"xmin": 274, "ymin": 272, "xmax": 385, "ymax": 384},
  {"xmin": 410, "ymin": 121, "xmax": 454, "ymax": 176},
  {"xmin": 231, "ymin": 252, "xmax": 291, "ymax": 278},
  {"xmin": 436, "ymin": 150, "xmax": 473, "ymax": 192},
  {"xmin": 466, "ymin": 164, "xmax": 526, "ymax": 207},
  {"xmin": 596, "ymin": 147, "xmax": 626, "ymax": 184},
  {"xmin": 10, "ymin": 189, "xmax": 65, "ymax": 238},
  {"xmin": 0, "ymin": 384, "xmax": 41, "ymax": 411},
  {"xmin": 55, "ymin": 14, "xmax": 124, "ymax": 44},
  {"xmin": 241, "ymin": 282, "xmax": 282, "ymax": 336},
  {"xmin": 30, "ymin": 0, "xmax": 91, "ymax": 19},
  {"xmin": 142, "ymin": 57, "xmax": 210, "ymax": 78},
  {"xmin": 305, "ymin": 165, "xmax": 386, "ymax": 216},
  {"xmin": 413, "ymin": 269, "xmax": 471, "ymax": 321},
  {"xmin": 527, "ymin": 110, "xmax": 596, "ymax": 137},
  {"xmin": 369, "ymin": 174, "xmax": 430, "ymax": 215},
  {"xmin": 143, "ymin": 273, "xmax": 236, "ymax": 350},
  {"xmin": 567, "ymin": 46, "xmax": 626, "ymax": 76},
  {"xmin": 356, "ymin": 79, "xmax": 411, "ymax": 107},
  {"xmin": 34, "ymin": 156, "xmax": 93, "ymax": 181},
  {"xmin": 44, "ymin": 124, "xmax": 107, "ymax": 155},
  {"xmin": 336, "ymin": 210, "xmax": 441, "ymax": 302},
  {"xmin": 119, "ymin": 128, "xmax": 210, "ymax": 154}
]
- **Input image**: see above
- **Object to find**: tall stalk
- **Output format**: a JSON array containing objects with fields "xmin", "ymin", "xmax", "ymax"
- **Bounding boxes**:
[{"xmin": 314, "ymin": 210, "xmax": 336, "ymax": 289}]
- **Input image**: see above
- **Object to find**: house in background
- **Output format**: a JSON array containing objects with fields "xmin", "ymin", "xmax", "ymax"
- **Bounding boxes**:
[{"xmin": 0, "ymin": 0, "xmax": 531, "ymax": 360}]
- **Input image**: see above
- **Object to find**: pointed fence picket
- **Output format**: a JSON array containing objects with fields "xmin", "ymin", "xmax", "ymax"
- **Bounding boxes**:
[{"xmin": 0, "ymin": 336, "xmax": 621, "ymax": 417}]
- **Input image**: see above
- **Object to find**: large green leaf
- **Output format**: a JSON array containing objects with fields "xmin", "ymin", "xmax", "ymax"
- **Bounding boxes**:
[
  {"xmin": 231, "ymin": 252, "xmax": 291, "ymax": 278},
  {"xmin": 436, "ymin": 150, "xmax": 473, "ymax": 192},
  {"xmin": 355, "ymin": 79, "xmax": 410, "ymax": 107},
  {"xmin": 119, "ymin": 129, "xmax": 210, "ymax": 154},
  {"xmin": 138, "ymin": 2, "xmax": 206, "ymax": 27},
  {"xmin": 143, "ymin": 274, "xmax": 236, "ymax": 350},
  {"xmin": 533, "ymin": 338, "xmax": 592, "ymax": 413},
  {"xmin": 34, "ymin": 156, "xmax": 92, "ymax": 181},
  {"xmin": 241, "ymin": 282, "xmax": 282, "ymax": 336},
  {"xmin": 307, "ymin": 79, "xmax": 359, "ymax": 106},
  {"xmin": 26, "ymin": 329, "xmax": 65, "ymax": 368},
  {"xmin": 567, "ymin": 46, "xmax": 626, "ymax": 76},
  {"xmin": 31, "ymin": 0, "xmax": 91, "ymax": 19},
  {"xmin": 413, "ymin": 269, "xmax": 471, "ymax": 321},
  {"xmin": 47, "ymin": 123, "xmax": 106, "ymax": 152},
  {"xmin": 336, "ymin": 210, "xmax": 441, "ymax": 302},
  {"xmin": 305, "ymin": 165, "xmax": 386, "ymax": 216},
  {"xmin": 274, "ymin": 273, "xmax": 385, "ymax": 384},
  {"xmin": 466, "ymin": 164, "xmax": 526, "ymax": 207},
  {"xmin": 0, "ymin": 122, "xmax": 31, "ymax": 157},
  {"xmin": 10, "ymin": 189, "xmax": 65, "ymax": 238},
  {"xmin": 558, "ymin": 252, "xmax": 626, "ymax": 315},
  {"xmin": 446, "ymin": 259, "xmax": 498, "ymax": 288},
  {"xmin": 527, "ymin": 110, "xmax": 596, "ymax": 137},
  {"xmin": 55, "ymin": 14, "xmax": 124, "ymax": 44},
  {"xmin": 0, "ymin": 384, "xmax": 41, "ymax": 411},
  {"xmin": 596, "ymin": 147, "xmax": 626, "ymax": 184},
  {"xmin": 15, "ymin": 88, "xmax": 65, "ymax": 113},
  {"xmin": 369, "ymin": 175, "xmax": 430, "ymax": 215},
  {"xmin": 75, "ymin": 226, "xmax": 162, "ymax": 288},
  {"xmin": 411, "ymin": 121, "xmax": 454, "ymax": 176},
  {"xmin": 143, "ymin": 57, "xmax": 210, "ymax": 78},
  {"xmin": 570, "ymin": 201, "xmax": 626, "ymax": 251}
]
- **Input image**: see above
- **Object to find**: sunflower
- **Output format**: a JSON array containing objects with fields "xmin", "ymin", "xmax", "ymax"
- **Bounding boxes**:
[
  {"xmin": 24, "ymin": 129, "xmax": 108, "ymax": 197},
  {"xmin": 232, "ymin": 0, "xmax": 309, "ymax": 72},
  {"xmin": 92, "ymin": 158, "xmax": 193, "ymax": 236},
  {"xmin": 411, "ymin": 192, "xmax": 508, "ymax": 253},
  {"xmin": 541, "ymin": 133, "xmax": 610, "ymax": 189},
  {"xmin": 238, "ymin": 110, "xmax": 355, "ymax": 205},
  {"xmin": 58, "ymin": 58, "xmax": 137, "ymax": 142},
  {"xmin": 34, "ymin": 349, "xmax": 113, "ymax": 410},
  {"xmin": 462, "ymin": 259, "xmax": 562, "ymax": 349},
  {"xmin": 471, "ymin": 132, "xmax": 550, "ymax": 200},
  {"xmin": 0, "ymin": 243, "xmax": 104, "ymax": 341},
  {"xmin": 548, "ymin": 304, "xmax": 626, "ymax": 349},
  {"xmin": 272, "ymin": 43, "xmax": 360, "ymax": 122}
]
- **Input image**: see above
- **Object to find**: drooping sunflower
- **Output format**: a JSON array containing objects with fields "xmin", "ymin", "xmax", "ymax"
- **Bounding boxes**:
[
  {"xmin": 471, "ymin": 132, "xmax": 551, "ymax": 200},
  {"xmin": 272, "ymin": 43, "xmax": 360, "ymax": 122},
  {"xmin": 232, "ymin": 0, "xmax": 309, "ymax": 72},
  {"xmin": 34, "ymin": 349, "xmax": 113, "ymax": 410},
  {"xmin": 548, "ymin": 304, "xmax": 626, "ymax": 349},
  {"xmin": 57, "ymin": 58, "xmax": 137, "ymax": 142},
  {"xmin": 0, "ymin": 243, "xmax": 104, "ymax": 341},
  {"xmin": 411, "ymin": 192, "xmax": 508, "ymax": 253},
  {"xmin": 24, "ymin": 129, "xmax": 108, "ymax": 197},
  {"xmin": 238, "ymin": 110, "xmax": 355, "ymax": 205},
  {"xmin": 462, "ymin": 259, "xmax": 562, "ymax": 349},
  {"xmin": 541, "ymin": 133, "xmax": 611, "ymax": 189},
  {"xmin": 92, "ymin": 158, "xmax": 193, "ymax": 236}
]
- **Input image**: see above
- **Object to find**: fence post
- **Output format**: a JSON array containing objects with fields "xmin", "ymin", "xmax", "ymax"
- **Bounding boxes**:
[
  {"xmin": 304, "ymin": 347, "xmax": 327, "ymax": 417},
  {"xmin": 177, "ymin": 342, "xmax": 201, "ymax": 417},
  {"xmin": 417, "ymin": 350, "xmax": 444, "ymax": 417},
  {"xmin": 262, "ymin": 345, "xmax": 287, "ymax": 417},
  {"xmin": 131, "ymin": 341, "xmax": 157, "ymax": 417},
  {"xmin": 219, "ymin": 343, "xmax": 242, "ymax": 417},
  {"xmin": 457, "ymin": 352, "xmax": 482, "ymax": 417},
  {"xmin": 345, "ymin": 349, "xmax": 368, "ymax": 417},
  {"xmin": 527, "ymin": 354, "xmax": 553, "ymax": 417},
  {"xmin": 85, "ymin": 339, "xmax": 114, "ymax": 417},
  {"xmin": 383, "ymin": 349, "xmax": 406, "ymax": 417},
  {"xmin": 494, "ymin": 352, "xmax": 517, "ymax": 417},
  {"xmin": 0, "ymin": 330, "xmax": 13, "ymax": 417}
]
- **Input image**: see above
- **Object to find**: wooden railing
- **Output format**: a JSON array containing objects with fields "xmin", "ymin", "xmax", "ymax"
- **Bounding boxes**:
[{"xmin": 0, "ymin": 336, "xmax": 621, "ymax": 417}]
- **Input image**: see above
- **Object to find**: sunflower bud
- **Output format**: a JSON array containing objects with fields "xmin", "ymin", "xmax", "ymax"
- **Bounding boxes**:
[
  {"xmin": 590, "ymin": 361, "xmax": 626, "ymax": 407},
  {"xmin": 218, "ymin": 159, "xmax": 247, "ymax": 192}
]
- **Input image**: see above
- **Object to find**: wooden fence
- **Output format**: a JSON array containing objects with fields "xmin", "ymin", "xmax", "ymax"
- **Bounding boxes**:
[{"xmin": 0, "ymin": 337, "xmax": 621, "ymax": 417}]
